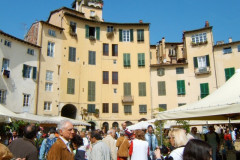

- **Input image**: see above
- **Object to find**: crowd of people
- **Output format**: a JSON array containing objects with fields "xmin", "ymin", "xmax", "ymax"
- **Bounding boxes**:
[{"xmin": 0, "ymin": 121, "xmax": 239, "ymax": 160}]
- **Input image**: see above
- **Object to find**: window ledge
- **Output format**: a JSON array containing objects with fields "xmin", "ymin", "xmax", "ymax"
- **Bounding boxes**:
[{"xmin": 191, "ymin": 41, "xmax": 208, "ymax": 46}]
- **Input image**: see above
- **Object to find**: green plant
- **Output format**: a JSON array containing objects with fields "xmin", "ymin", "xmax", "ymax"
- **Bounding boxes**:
[{"xmin": 176, "ymin": 120, "xmax": 190, "ymax": 133}]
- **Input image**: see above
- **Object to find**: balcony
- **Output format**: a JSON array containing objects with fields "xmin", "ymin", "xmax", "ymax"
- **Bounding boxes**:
[
  {"xmin": 89, "ymin": 36, "xmax": 96, "ymax": 41},
  {"xmin": 195, "ymin": 67, "xmax": 210, "ymax": 75},
  {"xmin": 191, "ymin": 40, "xmax": 208, "ymax": 47},
  {"xmin": 106, "ymin": 32, "xmax": 114, "ymax": 38},
  {"xmin": 3, "ymin": 69, "xmax": 10, "ymax": 78},
  {"xmin": 122, "ymin": 96, "xmax": 134, "ymax": 103}
]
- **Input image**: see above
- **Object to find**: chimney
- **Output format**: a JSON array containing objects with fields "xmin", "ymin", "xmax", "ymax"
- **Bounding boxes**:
[
  {"xmin": 205, "ymin": 21, "xmax": 209, "ymax": 27},
  {"xmin": 139, "ymin": 20, "xmax": 143, "ymax": 23},
  {"xmin": 229, "ymin": 37, "xmax": 232, "ymax": 43}
]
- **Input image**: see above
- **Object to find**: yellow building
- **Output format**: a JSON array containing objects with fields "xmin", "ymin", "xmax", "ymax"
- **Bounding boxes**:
[
  {"xmin": 26, "ymin": 0, "xmax": 151, "ymax": 130},
  {"xmin": 151, "ymin": 21, "xmax": 218, "ymax": 116}
]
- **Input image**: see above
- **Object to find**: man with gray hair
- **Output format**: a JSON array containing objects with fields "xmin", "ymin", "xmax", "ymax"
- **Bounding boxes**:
[
  {"xmin": 102, "ymin": 129, "xmax": 117, "ymax": 160},
  {"xmin": 47, "ymin": 120, "xmax": 75, "ymax": 160}
]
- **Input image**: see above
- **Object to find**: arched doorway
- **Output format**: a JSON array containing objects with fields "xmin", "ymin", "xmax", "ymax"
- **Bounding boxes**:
[
  {"xmin": 125, "ymin": 121, "xmax": 133, "ymax": 126},
  {"xmin": 138, "ymin": 118, "xmax": 147, "ymax": 122},
  {"xmin": 103, "ymin": 122, "xmax": 109, "ymax": 133},
  {"xmin": 61, "ymin": 104, "xmax": 77, "ymax": 119},
  {"xmin": 86, "ymin": 121, "xmax": 96, "ymax": 131},
  {"xmin": 112, "ymin": 122, "xmax": 119, "ymax": 129}
]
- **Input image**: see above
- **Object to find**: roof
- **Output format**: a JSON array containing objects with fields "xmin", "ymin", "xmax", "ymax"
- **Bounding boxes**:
[
  {"xmin": 39, "ymin": 21, "xmax": 64, "ymax": 30},
  {"xmin": 164, "ymin": 42, "xmax": 183, "ymax": 45},
  {"xmin": 47, "ymin": 7, "xmax": 85, "ymax": 22},
  {"xmin": 184, "ymin": 26, "xmax": 213, "ymax": 34},
  {"xmin": 214, "ymin": 41, "xmax": 240, "ymax": 48},
  {"xmin": 0, "ymin": 30, "xmax": 41, "ymax": 48}
]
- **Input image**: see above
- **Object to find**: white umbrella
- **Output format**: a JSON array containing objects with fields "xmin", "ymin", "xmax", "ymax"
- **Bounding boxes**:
[
  {"xmin": 47, "ymin": 116, "xmax": 91, "ymax": 126},
  {"xmin": 127, "ymin": 121, "xmax": 155, "ymax": 130}
]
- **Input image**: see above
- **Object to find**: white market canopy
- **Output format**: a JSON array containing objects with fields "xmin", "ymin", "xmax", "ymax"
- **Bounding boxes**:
[
  {"xmin": 156, "ymin": 69, "xmax": 240, "ymax": 121},
  {"xmin": 127, "ymin": 121, "xmax": 155, "ymax": 130},
  {"xmin": 16, "ymin": 113, "xmax": 91, "ymax": 126}
]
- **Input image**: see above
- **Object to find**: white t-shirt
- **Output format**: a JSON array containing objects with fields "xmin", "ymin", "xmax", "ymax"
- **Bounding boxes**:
[{"xmin": 169, "ymin": 147, "xmax": 184, "ymax": 160}]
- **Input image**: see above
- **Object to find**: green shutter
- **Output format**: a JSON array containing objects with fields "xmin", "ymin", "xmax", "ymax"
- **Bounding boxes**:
[
  {"xmin": 177, "ymin": 80, "xmax": 185, "ymax": 95},
  {"xmin": 85, "ymin": 25, "xmax": 89, "ymax": 38},
  {"xmin": 32, "ymin": 67, "xmax": 37, "ymax": 79},
  {"xmin": 123, "ymin": 53, "xmax": 130, "ymax": 67},
  {"xmin": 96, "ymin": 27, "xmax": 100, "ymax": 40},
  {"xmin": 130, "ymin": 29, "xmax": 133, "ymax": 42},
  {"xmin": 67, "ymin": 78, "xmax": 75, "ymax": 94},
  {"xmin": 124, "ymin": 83, "xmax": 131, "ymax": 96},
  {"xmin": 88, "ymin": 81, "xmax": 95, "ymax": 101},
  {"xmin": 158, "ymin": 81, "xmax": 166, "ymax": 96},
  {"xmin": 206, "ymin": 55, "xmax": 210, "ymax": 67},
  {"xmin": 139, "ymin": 82, "xmax": 146, "ymax": 96},
  {"xmin": 193, "ymin": 57, "xmax": 198, "ymax": 68},
  {"xmin": 225, "ymin": 67, "xmax": 235, "ymax": 81},
  {"xmin": 200, "ymin": 83, "xmax": 209, "ymax": 98},
  {"xmin": 138, "ymin": 53, "xmax": 145, "ymax": 66},
  {"xmin": 22, "ymin": 64, "xmax": 27, "ymax": 78},
  {"xmin": 119, "ymin": 29, "xmax": 122, "ymax": 42}
]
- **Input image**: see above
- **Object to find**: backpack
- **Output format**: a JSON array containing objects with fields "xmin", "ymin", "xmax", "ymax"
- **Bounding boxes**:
[{"xmin": 45, "ymin": 137, "xmax": 57, "ymax": 155}]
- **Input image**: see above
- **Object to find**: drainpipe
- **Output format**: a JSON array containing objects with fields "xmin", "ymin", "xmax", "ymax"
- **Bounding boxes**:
[
  {"xmin": 211, "ymin": 30, "xmax": 218, "ymax": 89},
  {"xmin": 35, "ymin": 22, "xmax": 44, "ymax": 115}
]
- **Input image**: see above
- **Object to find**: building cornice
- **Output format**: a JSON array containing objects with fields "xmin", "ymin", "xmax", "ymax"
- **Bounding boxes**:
[
  {"xmin": 184, "ymin": 26, "xmax": 213, "ymax": 34},
  {"xmin": 150, "ymin": 63, "xmax": 188, "ymax": 67},
  {"xmin": 39, "ymin": 21, "xmax": 64, "ymax": 30},
  {"xmin": 214, "ymin": 41, "xmax": 240, "ymax": 48}
]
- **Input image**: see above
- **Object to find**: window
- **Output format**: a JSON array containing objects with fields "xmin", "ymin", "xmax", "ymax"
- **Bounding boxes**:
[
  {"xmin": 85, "ymin": 25, "xmax": 100, "ymax": 40},
  {"xmin": 138, "ymin": 53, "xmax": 145, "ymax": 67},
  {"xmin": 102, "ymin": 103, "xmax": 109, "ymax": 113},
  {"xmin": 238, "ymin": 45, "xmax": 240, "ymax": 52},
  {"xmin": 90, "ymin": 10, "xmax": 95, "ymax": 17},
  {"xmin": 157, "ymin": 68, "xmax": 165, "ymax": 76},
  {"xmin": 47, "ymin": 42, "xmax": 55, "ymax": 57},
  {"xmin": 159, "ymin": 104, "xmax": 167, "ymax": 111},
  {"xmin": 123, "ymin": 53, "xmax": 131, "ymax": 67},
  {"xmin": 169, "ymin": 49, "xmax": 176, "ymax": 56},
  {"xmin": 103, "ymin": 71, "xmax": 109, "ymax": 84},
  {"xmin": 124, "ymin": 105, "xmax": 132, "ymax": 113},
  {"xmin": 177, "ymin": 80, "xmax": 185, "ymax": 95},
  {"xmin": 193, "ymin": 55, "xmax": 210, "ymax": 69},
  {"xmin": 70, "ymin": 21, "xmax": 77, "ymax": 33},
  {"xmin": 69, "ymin": 47, "xmax": 76, "ymax": 62},
  {"xmin": 225, "ymin": 67, "xmax": 235, "ymax": 81},
  {"xmin": 27, "ymin": 48, "xmax": 34, "ymax": 55},
  {"xmin": 137, "ymin": 29, "xmax": 144, "ymax": 42},
  {"xmin": 4, "ymin": 40, "xmax": 11, "ymax": 47},
  {"xmin": 158, "ymin": 81, "xmax": 166, "ymax": 96},
  {"xmin": 88, "ymin": 51, "xmax": 96, "ymax": 65},
  {"xmin": 48, "ymin": 29, "xmax": 56, "ymax": 37},
  {"xmin": 191, "ymin": 32, "xmax": 207, "ymax": 43},
  {"xmin": 112, "ymin": 44, "xmax": 118, "ymax": 56},
  {"xmin": 223, "ymin": 47, "xmax": 232, "ymax": 54},
  {"xmin": 112, "ymin": 103, "xmax": 118, "ymax": 113},
  {"xmin": 87, "ymin": 104, "xmax": 95, "ymax": 113},
  {"xmin": 124, "ymin": 83, "xmax": 131, "ymax": 96},
  {"xmin": 103, "ymin": 43, "xmax": 109, "ymax": 56},
  {"xmin": 45, "ymin": 82, "xmax": 53, "ymax": 91},
  {"xmin": 23, "ymin": 94, "xmax": 30, "ymax": 107},
  {"xmin": 176, "ymin": 67, "xmax": 184, "ymax": 74},
  {"xmin": 2, "ymin": 58, "xmax": 9, "ymax": 71},
  {"xmin": 67, "ymin": 78, "xmax": 75, "ymax": 94},
  {"xmin": 178, "ymin": 103, "xmax": 186, "ymax": 107},
  {"xmin": 139, "ymin": 82, "xmax": 146, "ymax": 96},
  {"xmin": 44, "ymin": 102, "xmax": 52, "ymax": 111},
  {"xmin": 112, "ymin": 72, "xmax": 118, "ymax": 84},
  {"xmin": 0, "ymin": 90, "xmax": 7, "ymax": 104},
  {"xmin": 113, "ymin": 88, "xmax": 117, "ymax": 94},
  {"xmin": 200, "ymin": 83, "xmax": 209, "ymax": 99},
  {"xmin": 107, "ymin": 26, "xmax": 114, "ymax": 32},
  {"xmin": 119, "ymin": 29, "xmax": 133, "ymax": 42},
  {"xmin": 88, "ymin": 81, "xmax": 95, "ymax": 101},
  {"xmin": 22, "ymin": 64, "xmax": 37, "ymax": 79},
  {"xmin": 46, "ymin": 70, "xmax": 53, "ymax": 81},
  {"xmin": 139, "ymin": 105, "xmax": 147, "ymax": 113}
]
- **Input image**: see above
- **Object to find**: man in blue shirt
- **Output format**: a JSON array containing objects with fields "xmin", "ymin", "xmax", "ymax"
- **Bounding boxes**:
[{"xmin": 145, "ymin": 125, "xmax": 159, "ymax": 160}]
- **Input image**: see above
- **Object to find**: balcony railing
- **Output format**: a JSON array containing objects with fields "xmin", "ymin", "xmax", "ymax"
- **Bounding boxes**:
[
  {"xmin": 195, "ymin": 67, "xmax": 210, "ymax": 75},
  {"xmin": 122, "ymin": 96, "xmax": 134, "ymax": 103}
]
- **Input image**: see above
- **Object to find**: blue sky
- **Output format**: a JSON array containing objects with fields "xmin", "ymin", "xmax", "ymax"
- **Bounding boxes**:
[{"xmin": 0, "ymin": 0, "xmax": 240, "ymax": 45}]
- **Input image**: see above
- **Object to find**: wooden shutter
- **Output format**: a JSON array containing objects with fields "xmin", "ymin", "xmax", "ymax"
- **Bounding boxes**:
[
  {"xmin": 177, "ymin": 80, "xmax": 185, "ymax": 95},
  {"xmin": 139, "ymin": 82, "xmax": 146, "ymax": 96},
  {"xmin": 96, "ymin": 27, "xmax": 100, "ymax": 40},
  {"xmin": 130, "ymin": 29, "xmax": 133, "ymax": 42},
  {"xmin": 22, "ymin": 64, "xmax": 27, "ymax": 78},
  {"xmin": 88, "ymin": 81, "xmax": 95, "ymax": 101},
  {"xmin": 124, "ymin": 83, "xmax": 131, "ymax": 96},
  {"xmin": 119, "ymin": 29, "xmax": 122, "ymax": 42},
  {"xmin": 193, "ymin": 57, "xmax": 198, "ymax": 68},
  {"xmin": 85, "ymin": 25, "xmax": 89, "ymax": 38},
  {"xmin": 158, "ymin": 81, "xmax": 166, "ymax": 96},
  {"xmin": 32, "ymin": 67, "xmax": 37, "ymax": 79},
  {"xmin": 206, "ymin": 55, "xmax": 210, "ymax": 67}
]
